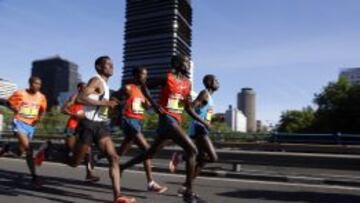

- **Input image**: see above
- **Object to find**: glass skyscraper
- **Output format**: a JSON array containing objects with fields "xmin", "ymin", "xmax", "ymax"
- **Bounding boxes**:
[{"xmin": 122, "ymin": 0, "xmax": 192, "ymax": 97}]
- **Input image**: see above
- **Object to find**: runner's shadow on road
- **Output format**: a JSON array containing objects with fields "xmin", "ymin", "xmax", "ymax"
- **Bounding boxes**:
[
  {"xmin": 0, "ymin": 169, "xmax": 146, "ymax": 203},
  {"xmin": 218, "ymin": 189, "xmax": 360, "ymax": 203}
]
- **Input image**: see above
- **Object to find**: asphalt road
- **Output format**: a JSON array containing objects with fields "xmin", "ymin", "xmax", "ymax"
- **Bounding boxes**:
[{"xmin": 1, "ymin": 158, "xmax": 360, "ymax": 203}]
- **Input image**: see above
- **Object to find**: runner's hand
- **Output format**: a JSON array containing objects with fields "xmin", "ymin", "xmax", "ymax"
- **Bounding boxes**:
[
  {"xmin": 102, "ymin": 100, "xmax": 118, "ymax": 108},
  {"xmin": 204, "ymin": 122, "xmax": 211, "ymax": 130},
  {"xmin": 107, "ymin": 100, "xmax": 118, "ymax": 108}
]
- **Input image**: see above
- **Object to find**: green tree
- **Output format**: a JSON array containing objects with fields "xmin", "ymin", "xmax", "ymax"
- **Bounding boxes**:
[
  {"xmin": 36, "ymin": 107, "xmax": 68, "ymax": 134},
  {"xmin": 0, "ymin": 106, "xmax": 13, "ymax": 131},
  {"xmin": 142, "ymin": 112, "xmax": 159, "ymax": 130},
  {"xmin": 277, "ymin": 77, "xmax": 360, "ymax": 133},
  {"xmin": 277, "ymin": 106, "xmax": 315, "ymax": 133},
  {"xmin": 312, "ymin": 77, "xmax": 360, "ymax": 133}
]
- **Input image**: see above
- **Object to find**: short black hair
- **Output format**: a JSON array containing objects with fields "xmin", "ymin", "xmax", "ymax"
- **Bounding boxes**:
[
  {"xmin": 132, "ymin": 66, "xmax": 146, "ymax": 76},
  {"xmin": 95, "ymin": 56, "xmax": 111, "ymax": 68},
  {"xmin": 29, "ymin": 76, "xmax": 41, "ymax": 84},
  {"xmin": 203, "ymin": 74, "xmax": 215, "ymax": 88},
  {"xmin": 77, "ymin": 82, "xmax": 86, "ymax": 88}
]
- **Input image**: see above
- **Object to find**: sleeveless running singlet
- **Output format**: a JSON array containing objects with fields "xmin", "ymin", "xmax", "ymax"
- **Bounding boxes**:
[
  {"xmin": 159, "ymin": 72, "xmax": 191, "ymax": 123},
  {"xmin": 84, "ymin": 74, "xmax": 110, "ymax": 122},
  {"xmin": 123, "ymin": 84, "xmax": 146, "ymax": 120}
]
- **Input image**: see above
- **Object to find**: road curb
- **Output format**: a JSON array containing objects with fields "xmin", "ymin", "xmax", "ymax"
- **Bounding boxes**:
[{"xmin": 125, "ymin": 164, "xmax": 360, "ymax": 188}]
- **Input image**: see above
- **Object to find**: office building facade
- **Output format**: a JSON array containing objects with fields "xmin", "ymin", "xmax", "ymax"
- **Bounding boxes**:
[
  {"xmin": 122, "ymin": 0, "xmax": 193, "ymax": 97},
  {"xmin": 31, "ymin": 56, "xmax": 81, "ymax": 109}
]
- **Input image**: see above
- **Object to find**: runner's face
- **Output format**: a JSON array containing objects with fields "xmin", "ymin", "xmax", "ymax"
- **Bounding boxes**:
[
  {"xmin": 102, "ymin": 59, "xmax": 114, "ymax": 77},
  {"xmin": 178, "ymin": 57, "xmax": 190, "ymax": 77},
  {"xmin": 212, "ymin": 78, "xmax": 220, "ymax": 91},
  {"xmin": 30, "ymin": 79, "xmax": 41, "ymax": 93},
  {"xmin": 78, "ymin": 84, "xmax": 86, "ymax": 93},
  {"xmin": 137, "ymin": 69, "xmax": 147, "ymax": 84}
]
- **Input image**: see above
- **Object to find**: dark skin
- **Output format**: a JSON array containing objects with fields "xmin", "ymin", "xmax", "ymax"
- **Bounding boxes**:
[
  {"xmin": 121, "ymin": 57, "xmax": 210, "ymax": 195},
  {"xmin": 8, "ymin": 78, "xmax": 46, "ymax": 182},
  {"xmin": 112, "ymin": 68, "xmax": 157, "ymax": 184},
  {"xmin": 61, "ymin": 84, "xmax": 98, "ymax": 180},
  {"xmin": 73, "ymin": 58, "xmax": 128, "ymax": 201},
  {"xmin": 188, "ymin": 77, "xmax": 219, "ymax": 183}
]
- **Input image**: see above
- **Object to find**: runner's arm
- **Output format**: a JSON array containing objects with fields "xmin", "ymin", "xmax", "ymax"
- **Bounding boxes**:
[
  {"xmin": 140, "ymin": 83, "xmax": 164, "ymax": 115},
  {"xmin": 192, "ymin": 90, "xmax": 209, "ymax": 109},
  {"xmin": 6, "ymin": 91, "xmax": 22, "ymax": 113},
  {"xmin": 77, "ymin": 77, "xmax": 115, "ymax": 107},
  {"xmin": 35, "ymin": 96, "xmax": 47, "ymax": 123},
  {"xmin": 185, "ymin": 93, "xmax": 210, "ymax": 129},
  {"xmin": 111, "ymin": 86, "xmax": 129, "ymax": 106},
  {"xmin": 61, "ymin": 94, "xmax": 77, "ymax": 116}
]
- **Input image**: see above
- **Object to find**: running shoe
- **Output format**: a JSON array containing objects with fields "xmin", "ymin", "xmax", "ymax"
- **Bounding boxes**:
[
  {"xmin": 169, "ymin": 152, "xmax": 183, "ymax": 173},
  {"xmin": 183, "ymin": 191, "xmax": 206, "ymax": 203},
  {"xmin": 113, "ymin": 195, "xmax": 136, "ymax": 203},
  {"xmin": 0, "ymin": 144, "xmax": 10, "ymax": 156},
  {"xmin": 177, "ymin": 186, "xmax": 200, "ymax": 198},
  {"xmin": 34, "ymin": 149, "xmax": 45, "ymax": 166},
  {"xmin": 85, "ymin": 174, "xmax": 100, "ymax": 182},
  {"xmin": 177, "ymin": 186, "xmax": 186, "ymax": 197},
  {"xmin": 34, "ymin": 141, "xmax": 51, "ymax": 166},
  {"xmin": 147, "ymin": 181, "xmax": 168, "ymax": 193}
]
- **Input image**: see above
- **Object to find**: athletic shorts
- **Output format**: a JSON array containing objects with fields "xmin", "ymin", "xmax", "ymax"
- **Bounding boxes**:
[
  {"xmin": 157, "ymin": 114, "xmax": 178, "ymax": 136},
  {"xmin": 12, "ymin": 119, "xmax": 35, "ymax": 140},
  {"xmin": 189, "ymin": 121, "xmax": 209, "ymax": 138},
  {"xmin": 77, "ymin": 119, "xmax": 111, "ymax": 146},
  {"xmin": 121, "ymin": 118, "xmax": 142, "ymax": 136}
]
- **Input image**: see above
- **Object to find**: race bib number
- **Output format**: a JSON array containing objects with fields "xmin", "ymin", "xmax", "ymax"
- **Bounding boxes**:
[
  {"xmin": 19, "ymin": 104, "xmax": 39, "ymax": 119},
  {"xmin": 206, "ymin": 108, "xmax": 214, "ymax": 122},
  {"xmin": 167, "ymin": 94, "xmax": 184, "ymax": 113},
  {"xmin": 132, "ymin": 98, "xmax": 144, "ymax": 114},
  {"xmin": 99, "ymin": 106, "xmax": 109, "ymax": 119}
]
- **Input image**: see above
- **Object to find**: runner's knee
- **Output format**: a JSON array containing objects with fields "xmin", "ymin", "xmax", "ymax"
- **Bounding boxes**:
[
  {"xmin": 185, "ymin": 145, "xmax": 198, "ymax": 159},
  {"xmin": 108, "ymin": 153, "xmax": 120, "ymax": 165},
  {"xmin": 209, "ymin": 152, "xmax": 218, "ymax": 163}
]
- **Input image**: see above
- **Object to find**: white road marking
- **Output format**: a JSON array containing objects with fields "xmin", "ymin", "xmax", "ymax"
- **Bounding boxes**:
[{"xmin": 1, "ymin": 157, "xmax": 360, "ymax": 192}]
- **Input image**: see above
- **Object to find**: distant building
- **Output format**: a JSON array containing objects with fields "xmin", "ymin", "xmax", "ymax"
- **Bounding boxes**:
[
  {"xmin": 31, "ymin": 56, "xmax": 81, "ymax": 109},
  {"xmin": 237, "ymin": 88, "xmax": 256, "ymax": 132},
  {"xmin": 0, "ymin": 79, "xmax": 17, "ymax": 100},
  {"xmin": 339, "ymin": 67, "xmax": 360, "ymax": 85},
  {"xmin": 225, "ymin": 105, "xmax": 247, "ymax": 132},
  {"xmin": 57, "ymin": 91, "xmax": 73, "ymax": 108},
  {"xmin": 122, "ymin": 0, "xmax": 193, "ymax": 98},
  {"xmin": 256, "ymin": 120, "xmax": 262, "ymax": 132}
]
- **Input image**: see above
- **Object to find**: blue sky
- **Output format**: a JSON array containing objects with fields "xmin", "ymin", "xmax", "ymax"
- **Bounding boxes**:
[{"xmin": 1, "ymin": 0, "xmax": 360, "ymax": 125}]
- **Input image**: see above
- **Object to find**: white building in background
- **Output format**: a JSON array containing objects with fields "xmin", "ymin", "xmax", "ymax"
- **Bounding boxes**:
[
  {"xmin": 339, "ymin": 67, "xmax": 360, "ymax": 85},
  {"xmin": 0, "ymin": 79, "xmax": 17, "ymax": 99},
  {"xmin": 225, "ymin": 105, "xmax": 247, "ymax": 132}
]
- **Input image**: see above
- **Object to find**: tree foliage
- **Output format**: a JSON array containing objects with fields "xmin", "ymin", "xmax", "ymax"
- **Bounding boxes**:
[
  {"xmin": 277, "ymin": 107, "xmax": 315, "ymax": 133},
  {"xmin": 278, "ymin": 77, "xmax": 360, "ymax": 133}
]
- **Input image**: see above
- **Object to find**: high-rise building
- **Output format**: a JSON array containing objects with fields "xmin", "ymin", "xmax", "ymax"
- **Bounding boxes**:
[
  {"xmin": 339, "ymin": 67, "xmax": 360, "ymax": 85},
  {"xmin": 225, "ymin": 105, "xmax": 247, "ymax": 132},
  {"xmin": 0, "ymin": 79, "xmax": 17, "ymax": 100},
  {"xmin": 31, "ymin": 56, "xmax": 81, "ymax": 109},
  {"xmin": 122, "ymin": 0, "xmax": 193, "ymax": 97},
  {"xmin": 237, "ymin": 88, "xmax": 256, "ymax": 133}
]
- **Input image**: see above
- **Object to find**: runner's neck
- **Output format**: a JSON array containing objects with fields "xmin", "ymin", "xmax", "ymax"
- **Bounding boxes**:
[
  {"xmin": 26, "ymin": 89, "xmax": 37, "ymax": 95},
  {"xmin": 97, "ymin": 73, "xmax": 109, "ymax": 82}
]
